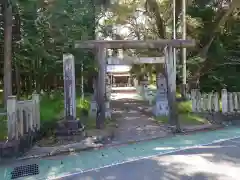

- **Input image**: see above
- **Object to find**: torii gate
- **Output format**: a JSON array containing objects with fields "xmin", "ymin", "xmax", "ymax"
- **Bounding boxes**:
[{"xmin": 75, "ymin": 40, "xmax": 195, "ymax": 130}]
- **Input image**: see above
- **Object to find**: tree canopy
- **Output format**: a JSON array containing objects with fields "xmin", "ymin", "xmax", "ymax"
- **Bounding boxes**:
[{"xmin": 1, "ymin": 0, "xmax": 240, "ymax": 99}]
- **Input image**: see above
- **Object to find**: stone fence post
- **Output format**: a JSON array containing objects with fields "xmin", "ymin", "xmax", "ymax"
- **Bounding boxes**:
[
  {"xmin": 32, "ymin": 93, "xmax": 40, "ymax": 131},
  {"xmin": 221, "ymin": 89, "xmax": 228, "ymax": 113},
  {"xmin": 213, "ymin": 92, "xmax": 220, "ymax": 112},
  {"xmin": 228, "ymin": 92, "xmax": 234, "ymax": 113},
  {"xmin": 191, "ymin": 89, "xmax": 197, "ymax": 112},
  {"xmin": 233, "ymin": 92, "xmax": 238, "ymax": 111},
  {"xmin": 7, "ymin": 96, "xmax": 17, "ymax": 140}
]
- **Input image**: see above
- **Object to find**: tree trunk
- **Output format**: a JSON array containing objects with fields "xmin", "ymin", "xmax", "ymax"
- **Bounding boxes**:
[
  {"xmin": 3, "ymin": 3, "xmax": 13, "ymax": 106},
  {"xmin": 14, "ymin": 61, "xmax": 20, "ymax": 99},
  {"xmin": 36, "ymin": 58, "xmax": 41, "ymax": 93}
]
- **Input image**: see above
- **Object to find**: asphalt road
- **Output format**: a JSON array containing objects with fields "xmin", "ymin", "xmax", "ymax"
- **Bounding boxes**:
[{"xmin": 59, "ymin": 137, "xmax": 240, "ymax": 180}]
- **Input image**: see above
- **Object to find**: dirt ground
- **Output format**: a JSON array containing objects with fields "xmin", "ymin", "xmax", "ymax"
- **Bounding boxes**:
[{"xmin": 110, "ymin": 96, "xmax": 170, "ymax": 144}]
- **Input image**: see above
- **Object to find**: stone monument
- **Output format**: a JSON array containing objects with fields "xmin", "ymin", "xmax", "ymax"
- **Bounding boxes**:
[
  {"xmin": 56, "ymin": 54, "xmax": 84, "ymax": 136},
  {"xmin": 140, "ymin": 75, "xmax": 149, "ymax": 99},
  {"xmin": 154, "ymin": 73, "xmax": 169, "ymax": 116}
]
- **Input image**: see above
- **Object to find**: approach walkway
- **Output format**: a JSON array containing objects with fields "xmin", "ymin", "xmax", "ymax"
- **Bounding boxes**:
[{"xmin": 110, "ymin": 89, "xmax": 169, "ymax": 144}]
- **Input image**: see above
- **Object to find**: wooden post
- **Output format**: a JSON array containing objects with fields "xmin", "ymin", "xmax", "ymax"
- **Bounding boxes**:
[
  {"xmin": 164, "ymin": 46, "xmax": 180, "ymax": 131},
  {"xmin": 7, "ymin": 96, "xmax": 17, "ymax": 140},
  {"xmin": 32, "ymin": 93, "xmax": 40, "ymax": 131},
  {"xmin": 96, "ymin": 46, "xmax": 106, "ymax": 128}
]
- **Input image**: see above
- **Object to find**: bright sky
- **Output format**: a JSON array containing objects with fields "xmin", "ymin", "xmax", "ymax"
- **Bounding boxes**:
[{"xmin": 97, "ymin": 9, "xmax": 146, "ymax": 40}]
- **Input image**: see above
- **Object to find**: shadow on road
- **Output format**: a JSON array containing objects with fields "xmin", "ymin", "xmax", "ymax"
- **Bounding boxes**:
[{"xmin": 63, "ymin": 139, "xmax": 240, "ymax": 180}]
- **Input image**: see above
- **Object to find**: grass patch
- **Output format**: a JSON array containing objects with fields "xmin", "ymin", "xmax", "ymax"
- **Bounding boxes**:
[
  {"xmin": 77, "ymin": 95, "xmax": 91, "ymax": 116},
  {"xmin": 40, "ymin": 93, "xmax": 93, "ymax": 134},
  {"xmin": 76, "ymin": 95, "xmax": 115, "ymax": 130},
  {"xmin": 177, "ymin": 101, "xmax": 192, "ymax": 113},
  {"xmin": 176, "ymin": 92, "xmax": 182, "ymax": 98},
  {"xmin": 155, "ymin": 113, "xmax": 207, "ymax": 125},
  {"xmin": 40, "ymin": 93, "xmax": 64, "ymax": 124},
  {"xmin": 40, "ymin": 92, "xmax": 114, "ymax": 133},
  {"xmin": 40, "ymin": 92, "xmax": 92, "ymax": 122},
  {"xmin": 155, "ymin": 100, "xmax": 208, "ymax": 125},
  {"xmin": 145, "ymin": 87, "xmax": 205, "ymax": 126},
  {"xmin": 0, "ymin": 115, "xmax": 7, "ymax": 141}
]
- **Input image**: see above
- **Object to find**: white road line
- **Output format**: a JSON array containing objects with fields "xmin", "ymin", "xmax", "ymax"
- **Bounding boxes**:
[
  {"xmin": 227, "ymin": 139, "xmax": 240, "ymax": 144},
  {"xmin": 50, "ymin": 135, "xmax": 240, "ymax": 180}
]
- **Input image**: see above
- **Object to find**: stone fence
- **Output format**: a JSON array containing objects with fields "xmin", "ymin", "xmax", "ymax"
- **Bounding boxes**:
[
  {"xmin": 0, "ymin": 94, "xmax": 40, "ymax": 158},
  {"xmin": 7, "ymin": 94, "xmax": 40, "ymax": 140},
  {"xmin": 191, "ymin": 89, "xmax": 240, "ymax": 113}
]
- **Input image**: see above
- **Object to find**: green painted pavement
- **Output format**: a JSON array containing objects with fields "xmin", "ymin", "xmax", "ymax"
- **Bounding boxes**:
[{"xmin": 1, "ymin": 127, "xmax": 240, "ymax": 179}]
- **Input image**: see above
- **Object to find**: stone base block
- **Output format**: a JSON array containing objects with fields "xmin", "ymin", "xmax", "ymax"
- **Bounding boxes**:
[
  {"xmin": 89, "ymin": 101, "xmax": 111, "ymax": 118},
  {"xmin": 153, "ymin": 101, "xmax": 169, "ymax": 116},
  {"xmin": 0, "ymin": 140, "xmax": 20, "ymax": 158},
  {"xmin": 55, "ymin": 119, "xmax": 84, "ymax": 136}
]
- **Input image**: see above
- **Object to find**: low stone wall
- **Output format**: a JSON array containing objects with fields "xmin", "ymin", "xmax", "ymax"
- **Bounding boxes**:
[{"xmin": 192, "ymin": 112, "xmax": 240, "ymax": 126}]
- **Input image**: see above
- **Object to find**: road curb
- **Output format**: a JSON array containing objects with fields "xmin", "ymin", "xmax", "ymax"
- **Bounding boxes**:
[
  {"xmin": 182, "ymin": 125, "xmax": 224, "ymax": 134},
  {"xmin": 16, "ymin": 125, "xmax": 225, "ymax": 161}
]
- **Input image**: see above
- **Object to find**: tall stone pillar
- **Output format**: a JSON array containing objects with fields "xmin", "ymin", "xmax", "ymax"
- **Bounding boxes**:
[{"xmin": 56, "ymin": 54, "xmax": 84, "ymax": 136}]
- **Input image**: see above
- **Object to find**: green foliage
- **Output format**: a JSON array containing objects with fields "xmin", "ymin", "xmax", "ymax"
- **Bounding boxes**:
[
  {"xmin": 1, "ymin": 0, "xmax": 239, "ymax": 96},
  {"xmin": 0, "ymin": 0, "xmax": 98, "ymax": 96},
  {"xmin": 40, "ymin": 94, "xmax": 64, "ymax": 123},
  {"xmin": 77, "ymin": 96, "xmax": 91, "ymax": 116},
  {"xmin": 39, "ymin": 92, "xmax": 93, "ymax": 136},
  {"xmin": 0, "ymin": 115, "xmax": 7, "ymax": 141},
  {"xmin": 78, "ymin": 98, "xmax": 90, "ymax": 111},
  {"xmin": 177, "ymin": 101, "xmax": 192, "ymax": 114}
]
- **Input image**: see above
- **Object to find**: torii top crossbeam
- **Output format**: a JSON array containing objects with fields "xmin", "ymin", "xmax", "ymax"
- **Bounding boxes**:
[{"xmin": 75, "ymin": 39, "xmax": 195, "ymax": 49}]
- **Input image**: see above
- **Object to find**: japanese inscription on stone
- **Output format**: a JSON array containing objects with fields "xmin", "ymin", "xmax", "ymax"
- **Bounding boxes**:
[
  {"xmin": 155, "ymin": 73, "xmax": 169, "ymax": 115},
  {"xmin": 156, "ymin": 73, "xmax": 167, "ymax": 100},
  {"xmin": 63, "ymin": 54, "xmax": 76, "ymax": 119}
]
